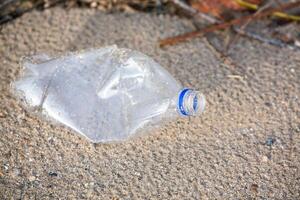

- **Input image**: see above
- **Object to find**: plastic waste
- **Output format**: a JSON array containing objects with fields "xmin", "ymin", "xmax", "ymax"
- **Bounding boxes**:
[{"xmin": 13, "ymin": 45, "xmax": 205, "ymax": 142}]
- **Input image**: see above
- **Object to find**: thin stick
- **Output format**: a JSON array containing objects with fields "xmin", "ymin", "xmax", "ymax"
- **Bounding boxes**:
[
  {"xmin": 171, "ymin": 0, "xmax": 219, "ymax": 24},
  {"xmin": 234, "ymin": 27, "xmax": 300, "ymax": 50},
  {"xmin": 226, "ymin": 1, "xmax": 273, "ymax": 52},
  {"xmin": 160, "ymin": 1, "xmax": 300, "ymax": 47},
  {"xmin": 203, "ymin": 37, "xmax": 238, "ymax": 68}
]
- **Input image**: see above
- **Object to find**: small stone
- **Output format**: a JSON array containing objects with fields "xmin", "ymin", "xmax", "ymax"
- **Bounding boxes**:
[
  {"xmin": 266, "ymin": 137, "xmax": 276, "ymax": 146},
  {"xmin": 90, "ymin": 2, "xmax": 97, "ymax": 8},
  {"xmin": 3, "ymin": 164, "xmax": 9, "ymax": 170},
  {"xmin": 264, "ymin": 102, "xmax": 272, "ymax": 107},
  {"xmin": 28, "ymin": 176, "xmax": 36, "ymax": 181},
  {"xmin": 48, "ymin": 172, "xmax": 58, "ymax": 177},
  {"xmin": 0, "ymin": 112, "xmax": 5, "ymax": 118},
  {"xmin": 261, "ymin": 155, "xmax": 268, "ymax": 162},
  {"xmin": 250, "ymin": 183, "xmax": 258, "ymax": 194}
]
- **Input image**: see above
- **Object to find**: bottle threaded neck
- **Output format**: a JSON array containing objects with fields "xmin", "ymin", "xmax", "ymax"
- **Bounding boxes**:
[{"xmin": 177, "ymin": 88, "xmax": 205, "ymax": 116}]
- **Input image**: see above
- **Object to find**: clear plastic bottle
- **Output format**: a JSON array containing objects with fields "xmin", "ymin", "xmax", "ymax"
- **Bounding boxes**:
[{"xmin": 13, "ymin": 45, "xmax": 205, "ymax": 142}]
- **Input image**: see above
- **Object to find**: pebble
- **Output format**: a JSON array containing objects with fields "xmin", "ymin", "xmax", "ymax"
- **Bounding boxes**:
[
  {"xmin": 261, "ymin": 155, "xmax": 269, "ymax": 162},
  {"xmin": 49, "ymin": 172, "xmax": 58, "ymax": 177},
  {"xmin": 266, "ymin": 137, "xmax": 276, "ymax": 146},
  {"xmin": 250, "ymin": 183, "xmax": 258, "ymax": 194},
  {"xmin": 28, "ymin": 176, "xmax": 36, "ymax": 181},
  {"xmin": 0, "ymin": 112, "xmax": 5, "ymax": 118},
  {"xmin": 90, "ymin": 2, "xmax": 97, "ymax": 8},
  {"xmin": 3, "ymin": 164, "xmax": 9, "ymax": 170}
]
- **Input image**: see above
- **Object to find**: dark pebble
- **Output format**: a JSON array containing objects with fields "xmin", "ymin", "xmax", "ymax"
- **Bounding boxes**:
[
  {"xmin": 266, "ymin": 137, "xmax": 276, "ymax": 146},
  {"xmin": 265, "ymin": 102, "xmax": 272, "ymax": 107},
  {"xmin": 250, "ymin": 183, "xmax": 258, "ymax": 193},
  {"xmin": 48, "ymin": 172, "xmax": 58, "ymax": 177}
]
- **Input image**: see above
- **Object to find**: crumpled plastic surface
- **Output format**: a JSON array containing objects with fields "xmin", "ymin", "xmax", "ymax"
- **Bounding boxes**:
[{"xmin": 13, "ymin": 45, "xmax": 181, "ymax": 142}]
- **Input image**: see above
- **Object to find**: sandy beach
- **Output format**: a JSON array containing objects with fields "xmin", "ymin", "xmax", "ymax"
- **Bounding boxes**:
[{"xmin": 0, "ymin": 8, "xmax": 299, "ymax": 199}]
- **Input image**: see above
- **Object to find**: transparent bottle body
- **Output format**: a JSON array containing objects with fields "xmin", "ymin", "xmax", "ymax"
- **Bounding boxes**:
[{"xmin": 13, "ymin": 46, "xmax": 205, "ymax": 142}]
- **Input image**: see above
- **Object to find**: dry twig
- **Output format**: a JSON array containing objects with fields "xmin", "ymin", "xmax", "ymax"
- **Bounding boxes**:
[
  {"xmin": 171, "ymin": 0, "xmax": 218, "ymax": 24},
  {"xmin": 233, "ymin": 27, "xmax": 300, "ymax": 50},
  {"xmin": 225, "ymin": 1, "xmax": 273, "ymax": 52},
  {"xmin": 160, "ymin": 1, "xmax": 300, "ymax": 47}
]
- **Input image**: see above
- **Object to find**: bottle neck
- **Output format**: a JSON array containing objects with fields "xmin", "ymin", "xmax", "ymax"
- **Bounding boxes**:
[{"xmin": 177, "ymin": 88, "xmax": 205, "ymax": 116}]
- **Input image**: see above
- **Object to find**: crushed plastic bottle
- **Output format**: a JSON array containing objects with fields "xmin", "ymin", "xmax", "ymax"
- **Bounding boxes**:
[{"xmin": 13, "ymin": 45, "xmax": 205, "ymax": 142}]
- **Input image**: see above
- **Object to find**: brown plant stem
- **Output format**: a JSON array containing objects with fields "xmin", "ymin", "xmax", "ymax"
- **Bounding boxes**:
[{"xmin": 160, "ymin": 1, "xmax": 300, "ymax": 47}]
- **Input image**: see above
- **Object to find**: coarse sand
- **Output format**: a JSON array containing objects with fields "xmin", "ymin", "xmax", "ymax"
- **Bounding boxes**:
[{"xmin": 0, "ymin": 8, "xmax": 299, "ymax": 199}]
